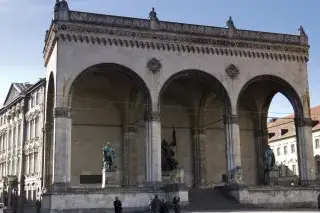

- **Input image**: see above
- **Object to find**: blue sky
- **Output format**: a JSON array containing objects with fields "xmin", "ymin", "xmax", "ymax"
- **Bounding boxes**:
[{"xmin": 0, "ymin": 0, "xmax": 319, "ymax": 118}]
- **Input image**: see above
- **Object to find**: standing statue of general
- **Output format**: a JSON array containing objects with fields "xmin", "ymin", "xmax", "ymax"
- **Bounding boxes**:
[
  {"xmin": 264, "ymin": 145, "xmax": 275, "ymax": 173},
  {"xmin": 103, "ymin": 142, "xmax": 115, "ymax": 170}
]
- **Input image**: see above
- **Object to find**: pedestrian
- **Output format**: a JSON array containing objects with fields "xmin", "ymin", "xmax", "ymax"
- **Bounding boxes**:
[
  {"xmin": 113, "ymin": 196, "xmax": 122, "ymax": 213},
  {"xmin": 151, "ymin": 195, "xmax": 161, "ymax": 213},
  {"xmin": 160, "ymin": 198, "xmax": 169, "ymax": 213},
  {"xmin": 149, "ymin": 197, "xmax": 152, "ymax": 213},
  {"xmin": 173, "ymin": 197, "xmax": 181, "ymax": 213}
]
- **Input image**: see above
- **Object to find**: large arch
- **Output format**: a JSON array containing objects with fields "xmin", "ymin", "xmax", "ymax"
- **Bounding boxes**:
[
  {"xmin": 159, "ymin": 70, "xmax": 232, "ymax": 187},
  {"xmin": 236, "ymin": 74, "xmax": 304, "ymax": 185},
  {"xmin": 68, "ymin": 63, "xmax": 151, "ymax": 187}
]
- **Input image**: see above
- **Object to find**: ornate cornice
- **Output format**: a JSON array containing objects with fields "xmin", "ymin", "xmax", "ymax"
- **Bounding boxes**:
[
  {"xmin": 44, "ymin": 19, "xmax": 308, "ymax": 66},
  {"xmin": 68, "ymin": 11, "xmax": 301, "ymax": 45}
]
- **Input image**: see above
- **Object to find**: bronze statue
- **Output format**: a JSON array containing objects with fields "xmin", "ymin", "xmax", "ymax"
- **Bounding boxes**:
[
  {"xmin": 103, "ymin": 142, "xmax": 115, "ymax": 169},
  {"xmin": 161, "ymin": 139, "xmax": 178, "ymax": 171},
  {"xmin": 264, "ymin": 145, "xmax": 275, "ymax": 172}
]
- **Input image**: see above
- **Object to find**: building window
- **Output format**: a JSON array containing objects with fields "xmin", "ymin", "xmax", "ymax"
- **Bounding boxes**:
[
  {"xmin": 291, "ymin": 144, "xmax": 295, "ymax": 153},
  {"xmin": 316, "ymin": 139, "xmax": 320, "ymax": 149},
  {"xmin": 284, "ymin": 146, "xmax": 288, "ymax": 155},
  {"xmin": 292, "ymin": 164, "xmax": 297, "ymax": 175},
  {"xmin": 277, "ymin": 147, "xmax": 281, "ymax": 156},
  {"xmin": 35, "ymin": 91, "xmax": 39, "ymax": 105},
  {"xmin": 292, "ymin": 125, "xmax": 296, "ymax": 134}
]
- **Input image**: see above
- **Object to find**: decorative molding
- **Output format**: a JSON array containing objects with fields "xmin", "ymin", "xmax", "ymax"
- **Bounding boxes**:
[
  {"xmin": 144, "ymin": 111, "xmax": 160, "ymax": 122},
  {"xmin": 191, "ymin": 128, "xmax": 206, "ymax": 136},
  {"xmin": 68, "ymin": 11, "xmax": 301, "ymax": 45},
  {"xmin": 223, "ymin": 114, "xmax": 239, "ymax": 124},
  {"xmin": 147, "ymin": 58, "xmax": 162, "ymax": 74},
  {"xmin": 53, "ymin": 107, "xmax": 71, "ymax": 118},
  {"xmin": 123, "ymin": 125, "xmax": 138, "ymax": 133},
  {"xmin": 225, "ymin": 64, "xmax": 240, "ymax": 79},
  {"xmin": 44, "ymin": 21, "xmax": 309, "ymax": 66},
  {"xmin": 295, "ymin": 117, "xmax": 313, "ymax": 127}
]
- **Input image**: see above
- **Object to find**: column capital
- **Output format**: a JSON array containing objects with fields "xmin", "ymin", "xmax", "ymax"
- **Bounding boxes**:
[
  {"xmin": 53, "ymin": 107, "xmax": 72, "ymax": 118},
  {"xmin": 223, "ymin": 114, "xmax": 238, "ymax": 124},
  {"xmin": 191, "ymin": 128, "xmax": 206, "ymax": 136},
  {"xmin": 294, "ymin": 117, "xmax": 313, "ymax": 127},
  {"xmin": 144, "ymin": 111, "xmax": 160, "ymax": 122},
  {"xmin": 123, "ymin": 125, "xmax": 138, "ymax": 133}
]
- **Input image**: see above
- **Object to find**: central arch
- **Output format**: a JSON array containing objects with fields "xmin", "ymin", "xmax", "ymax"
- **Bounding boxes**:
[
  {"xmin": 159, "ymin": 70, "xmax": 231, "ymax": 187},
  {"xmin": 68, "ymin": 63, "xmax": 151, "ymax": 187}
]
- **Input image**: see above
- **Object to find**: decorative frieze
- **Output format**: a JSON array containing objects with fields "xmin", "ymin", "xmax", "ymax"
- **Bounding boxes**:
[
  {"xmin": 68, "ymin": 11, "xmax": 300, "ymax": 45},
  {"xmin": 53, "ymin": 107, "xmax": 71, "ymax": 118}
]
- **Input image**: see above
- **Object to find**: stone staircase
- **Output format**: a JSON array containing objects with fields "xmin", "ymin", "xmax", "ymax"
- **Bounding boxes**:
[{"xmin": 184, "ymin": 187, "xmax": 262, "ymax": 211}]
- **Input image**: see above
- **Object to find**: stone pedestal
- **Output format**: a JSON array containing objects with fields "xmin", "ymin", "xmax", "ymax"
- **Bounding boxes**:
[
  {"xmin": 264, "ymin": 168, "xmax": 279, "ymax": 185},
  {"xmin": 102, "ymin": 168, "xmax": 122, "ymax": 188}
]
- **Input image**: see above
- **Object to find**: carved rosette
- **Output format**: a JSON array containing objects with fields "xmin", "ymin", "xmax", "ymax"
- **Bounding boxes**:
[
  {"xmin": 53, "ymin": 107, "xmax": 72, "ymax": 118},
  {"xmin": 295, "ymin": 117, "xmax": 313, "ymax": 127},
  {"xmin": 223, "ymin": 114, "xmax": 239, "ymax": 124},
  {"xmin": 225, "ymin": 64, "xmax": 240, "ymax": 79},
  {"xmin": 147, "ymin": 58, "xmax": 162, "ymax": 74}
]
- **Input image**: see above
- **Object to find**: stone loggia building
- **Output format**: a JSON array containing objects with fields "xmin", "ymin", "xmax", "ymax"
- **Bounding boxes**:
[
  {"xmin": 0, "ymin": 79, "xmax": 45, "ymax": 212},
  {"xmin": 1, "ymin": 0, "xmax": 317, "ymax": 211}
]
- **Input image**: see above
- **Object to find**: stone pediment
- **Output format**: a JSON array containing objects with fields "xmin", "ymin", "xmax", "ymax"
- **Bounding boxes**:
[{"xmin": 3, "ymin": 83, "xmax": 33, "ymax": 106}]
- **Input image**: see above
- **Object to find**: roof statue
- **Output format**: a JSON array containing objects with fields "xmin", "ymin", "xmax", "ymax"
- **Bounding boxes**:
[
  {"xmin": 226, "ymin": 16, "xmax": 235, "ymax": 28},
  {"xmin": 298, "ymin": 26, "xmax": 307, "ymax": 37},
  {"xmin": 54, "ymin": 0, "xmax": 69, "ymax": 11},
  {"xmin": 149, "ymin": 7, "xmax": 158, "ymax": 21}
]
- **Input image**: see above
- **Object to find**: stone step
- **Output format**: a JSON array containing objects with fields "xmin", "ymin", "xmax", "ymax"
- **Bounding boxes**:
[{"xmin": 185, "ymin": 187, "xmax": 262, "ymax": 211}]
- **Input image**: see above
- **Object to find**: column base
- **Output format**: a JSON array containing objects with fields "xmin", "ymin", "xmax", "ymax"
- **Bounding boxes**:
[
  {"xmin": 299, "ymin": 179, "xmax": 317, "ymax": 186},
  {"xmin": 46, "ymin": 182, "xmax": 71, "ymax": 193}
]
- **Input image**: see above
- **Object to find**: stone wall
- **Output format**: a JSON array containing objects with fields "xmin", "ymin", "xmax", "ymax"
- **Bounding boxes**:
[{"xmin": 238, "ymin": 186, "xmax": 320, "ymax": 208}]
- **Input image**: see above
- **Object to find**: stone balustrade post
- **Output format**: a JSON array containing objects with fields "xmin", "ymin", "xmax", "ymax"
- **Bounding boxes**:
[{"xmin": 192, "ymin": 128, "xmax": 206, "ymax": 187}]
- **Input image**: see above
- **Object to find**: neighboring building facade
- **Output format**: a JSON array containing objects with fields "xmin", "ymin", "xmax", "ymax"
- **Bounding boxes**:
[
  {"xmin": 268, "ymin": 105, "xmax": 320, "ymax": 179},
  {"xmin": 0, "ymin": 79, "xmax": 45, "ymax": 211}
]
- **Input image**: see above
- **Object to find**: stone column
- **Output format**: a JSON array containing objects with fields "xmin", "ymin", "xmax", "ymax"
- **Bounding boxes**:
[
  {"xmin": 295, "ymin": 117, "xmax": 316, "ymax": 184},
  {"xmin": 254, "ymin": 129, "xmax": 269, "ymax": 185},
  {"xmin": 144, "ymin": 111, "xmax": 162, "ymax": 183},
  {"xmin": 223, "ymin": 113, "xmax": 243, "ymax": 185},
  {"xmin": 123, "ymin": 125, "xmax": 138, "ymax": 186},
  {"xmin": 192, "ymin": 128, "xmax": 206, "ymax": 187},
  {"xmin": 51, "ymin": 107, "xmax": 72, "ymax": 190}
]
